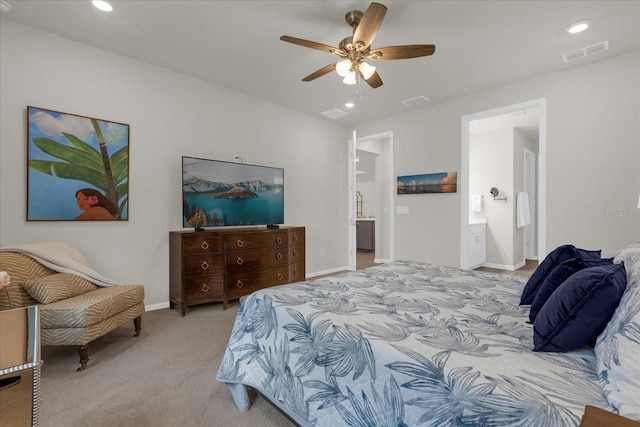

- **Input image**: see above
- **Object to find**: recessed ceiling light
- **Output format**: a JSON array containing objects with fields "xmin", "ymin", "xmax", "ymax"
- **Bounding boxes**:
[
  {"xmin": 345, "ymin": 102, "xmax": 355, "ymax": 108},
  {"xmin": 567, "ymin": 20, "xmax": 591, "ymax": 34},
  {"xmin": 92, "ymin": 0, "xmax": 113, "ymax": 12}
]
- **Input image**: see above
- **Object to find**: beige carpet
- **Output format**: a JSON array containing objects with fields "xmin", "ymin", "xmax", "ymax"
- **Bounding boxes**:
[{"xmin": 1, "ymin": 302, "xmax": 295, "ymax": 427}]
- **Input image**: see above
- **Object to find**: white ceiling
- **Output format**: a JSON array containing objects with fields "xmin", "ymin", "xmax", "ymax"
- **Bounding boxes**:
[
  {"xmin": 1, "ymin": 1, "xmax": 639, "ymax": 126},
  {"xmin": 469, "ymin": 107, "xmax": 540, "ymax": 141}
]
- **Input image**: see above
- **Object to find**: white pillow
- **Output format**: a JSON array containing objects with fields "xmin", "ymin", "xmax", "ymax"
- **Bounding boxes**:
[
  {"xmin": 613, "ymin": 242, "xmax": 640, "ymax": 282},
  {"xmin": 595, "ymin": 282, "xmax": 640, "ymax": 419}
]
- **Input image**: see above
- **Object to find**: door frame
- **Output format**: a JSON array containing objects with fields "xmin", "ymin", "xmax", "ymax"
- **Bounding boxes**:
[
  {"xmin": 460, "ymin": 98, "xmax": 547, "ymax": 269},
  {"xmin": 523, "ymin": 147, "xmax": 536, "ymax": 260},
  {"xmin": 348, "ymin": 130, "xmax": 395, "ymax": 271},
  {"xmin": 348, "ymin": 131, "xmax": 357, "ymax": 271}
]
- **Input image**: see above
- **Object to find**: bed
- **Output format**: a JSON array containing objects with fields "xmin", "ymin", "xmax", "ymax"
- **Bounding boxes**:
[{"xmin": 216, "ymin": 243, "xmax": 640, "ymax": 426}]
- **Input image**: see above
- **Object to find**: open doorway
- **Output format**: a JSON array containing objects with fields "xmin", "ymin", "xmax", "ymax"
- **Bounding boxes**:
[
  {"xmin": 460, "ymin": 99, "xmax": 547, "ymax": 272},
  {"xmin": 348, "ymin": 131, "xmax": 395, "ymax": 271}
]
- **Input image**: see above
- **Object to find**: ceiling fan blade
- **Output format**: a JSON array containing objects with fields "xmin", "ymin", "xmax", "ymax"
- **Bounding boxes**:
[
  {"xmin": 280, "ymin": 35, "xmax": 342, "ymax": 55},
  {"xmin": 352, "ymin": 2, "xmax": 387, "ymax": 51},
  {"xmin": 359, "ymin": 69, "xmax": 383, "ymax": 88},
  {"xmin": 368, "ymin": 44, "xmax": 436, "ymax": 60},
  {"xmin": 302, "ymin": 63, "xmax": 337, "ymax": 82}
]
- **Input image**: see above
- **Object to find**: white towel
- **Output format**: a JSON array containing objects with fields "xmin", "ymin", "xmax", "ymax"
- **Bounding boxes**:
[
  {"xmin": 471, "ymin": 194, "xmax": 483, "ymax": 212},
  {"xmin": 517, "ymin": 192, "xmax": 531, "ymax": 228}
]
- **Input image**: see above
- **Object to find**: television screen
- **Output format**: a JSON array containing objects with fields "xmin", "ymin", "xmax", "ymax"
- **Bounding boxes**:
[{"xmin": 182, "ymin": 156, "xmax": 284, "ymax": 228}]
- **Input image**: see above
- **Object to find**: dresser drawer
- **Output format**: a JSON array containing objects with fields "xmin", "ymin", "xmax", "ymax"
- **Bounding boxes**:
[
  {"xmin": 289, "ymin": 244, "xmax": 305, "ymax": 263},
  {"xmin": 226, "ymin": 231, "xmax": 288, "ymax": 252},
  {"xmin": 289, "ymin": 261, "xmax": 305, "ymax": 283},
  {"xmin": 227, "ymin": 266, "xmax": 290, "ymax": 299},
  {"xmin": 184, "ymin": 234, "xmax": 223, "ymax": 254},
  {"xmin": 289, "ymin": 229, "xmax": 305, "ymax": 246},
  {"xmin": 185, "ymin": 275, "xmax": 224, "ymax": 300},
  {"xmin": 227, "ymin": 248, "xmax": 288, "ymax": 272},
  {"xmin": 185, "ymin": 254, "xmax": 224, "ymax": 276}
]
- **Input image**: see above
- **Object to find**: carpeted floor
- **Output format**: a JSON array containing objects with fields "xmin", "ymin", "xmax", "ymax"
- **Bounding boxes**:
[{"xmin": 1, "ymin": 302, "xmax": 295, "ymax": 427}]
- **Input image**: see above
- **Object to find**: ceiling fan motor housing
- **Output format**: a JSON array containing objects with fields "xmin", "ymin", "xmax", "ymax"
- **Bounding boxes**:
[{"xmin": 345, "ymin": 10, "xmax": 364, "ymax": 31}]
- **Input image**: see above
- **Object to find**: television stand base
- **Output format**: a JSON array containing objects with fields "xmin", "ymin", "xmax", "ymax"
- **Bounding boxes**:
[{"xmin": 266, "ymin": 224, "xmax": 279, "ymax": 229}]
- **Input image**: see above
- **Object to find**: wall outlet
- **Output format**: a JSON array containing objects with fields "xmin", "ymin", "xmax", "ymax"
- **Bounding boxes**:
[{"xmin": 425, "ymin": 255, "xmax": 432, "ymax": 263}]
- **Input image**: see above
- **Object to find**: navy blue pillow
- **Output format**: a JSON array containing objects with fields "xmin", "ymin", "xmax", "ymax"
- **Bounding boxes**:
[
  {"xmin": 528, "ymin": 257, "xmax": 613, "ymax": 323},
  {"xmin": 532, "ymin": 263, "xmax": 627, "ymax": 352},
  {"xmin": 520, "ymin": 244, "xmax": 601, "ymax": 305}
]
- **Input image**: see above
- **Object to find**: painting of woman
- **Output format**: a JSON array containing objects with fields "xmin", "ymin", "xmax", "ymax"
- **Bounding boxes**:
[
  {"xmin": 74, "ymin": 188, "xmax": 118, "ymax": 220},
  {"xmin": 27, "ymin": 106, "xmax": 129, "ymax": 221}
]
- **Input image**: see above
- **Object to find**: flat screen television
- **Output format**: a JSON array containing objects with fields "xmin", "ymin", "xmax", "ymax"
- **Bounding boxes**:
[{"xmin": 182, "ymin": 156, "xmax": 284, "ymax": 229}]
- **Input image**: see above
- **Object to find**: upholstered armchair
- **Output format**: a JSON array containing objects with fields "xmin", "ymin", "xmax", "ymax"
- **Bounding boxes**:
[{"xmin": 0, "ymin": 243, "xmax": 145, "ymax": 371}]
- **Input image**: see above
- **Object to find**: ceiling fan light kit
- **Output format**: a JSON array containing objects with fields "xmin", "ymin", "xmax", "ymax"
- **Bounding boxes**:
[
  {"xmin": 336, "ymin": 59, "xmax": 376, "ymax": 84},
  {"xmin": 358, "ymin": 61, "xmax": 376, "ymax": 80},
  {"xmin": 280, "ymin": 2, "xmax": 436, "ymax": 89}
]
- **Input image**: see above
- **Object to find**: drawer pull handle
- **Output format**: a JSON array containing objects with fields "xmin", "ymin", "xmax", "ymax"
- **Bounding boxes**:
[
  {"xmin": 292, "ymin": 268, "xmax": 297, "ymax": 275},
  {"xmin": 201, "ymin": 261, "xmax": 210, "ymax": 270},
  {"xmin": 236, "ymin": 257, "xmax": 244, "ymax": 265},
  {"xmin": 277, "ymin": 273, "xmax": 283, "ymax": 280},
  {"xmin": 236, "ymin": 280, "xmax": 244, "ymax": 288},
  {"xmin": 276, "ymin": 252, "xmax": 283, "ymax": 260},
  {"xmin": 201, "ymin": 284, "xmax": 210, "ymax": 293},
  {"xmin": 292, "ymin": 250, "xmax": 298, "ymax": 257},
  {"xmin": 293, "ymin": 235, "xmax": 298, "ymax": 242},
  {"xmin": 236, "ymin": 240, "xmax": 244, "ymax": 248},
  {"xmin": 276, "ymin": 237, "xmax": 283, "ymax": 244},
  {"xmin": 201, "ymin": 241, "xmax": 209, "ymax": 250}
]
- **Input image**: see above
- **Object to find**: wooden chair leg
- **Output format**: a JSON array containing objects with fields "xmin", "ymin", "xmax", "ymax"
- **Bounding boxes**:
[
  {"xmin": 77, "ymin": 345, "xmax": 89, "ymax": 371},
  {"xmin": 133, "ymin": 316, "xmax": 142, "ymax": 337}
]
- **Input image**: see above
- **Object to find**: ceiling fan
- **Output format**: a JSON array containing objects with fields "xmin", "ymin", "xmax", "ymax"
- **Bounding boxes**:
[{"xmin": 280, "ymin": 2, "xmax": 436, "ymax": 88}]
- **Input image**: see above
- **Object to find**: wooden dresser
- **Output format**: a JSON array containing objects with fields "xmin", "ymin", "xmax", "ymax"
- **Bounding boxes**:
[{"xmin": 169, "ymin": 226, "xmax": 305, "ymax": 316}]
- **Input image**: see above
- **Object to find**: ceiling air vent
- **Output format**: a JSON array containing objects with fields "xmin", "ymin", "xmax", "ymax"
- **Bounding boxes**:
[
  {"xmin": 401, "ymin": 96, "xmax": 430, "ymax": 107},
  {"xmin": 562, "ymin": 41, "xmax": 609, "ymax": 63},
  {"xmin": 321, "ymin": 108, "xmax": 348, "ymax": 119}
]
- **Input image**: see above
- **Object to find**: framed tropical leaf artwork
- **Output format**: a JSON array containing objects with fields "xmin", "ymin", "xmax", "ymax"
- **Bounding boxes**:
[{"xmin": 26, "ymin": 106, "xmax": 129, "ymax": 221}]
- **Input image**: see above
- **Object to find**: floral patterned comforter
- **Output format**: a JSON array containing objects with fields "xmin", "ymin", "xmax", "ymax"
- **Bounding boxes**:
[{"xmin": 216, "ymin": 261, "xmax": 610, "ymax": 426}]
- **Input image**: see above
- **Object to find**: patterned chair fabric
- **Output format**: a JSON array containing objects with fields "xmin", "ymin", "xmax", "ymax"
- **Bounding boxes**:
[{"xmin": 0, "ymin": 251, "xmax": 145, "ymax": 370}]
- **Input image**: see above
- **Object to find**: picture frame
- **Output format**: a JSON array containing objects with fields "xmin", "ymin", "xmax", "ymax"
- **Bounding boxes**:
[
  {"xmin": 397, "ymin": 171, "xmax": 457, "ymax": 194},
  {"xmin": 26, "ymin": 106, "xmax": 130, "ymax": 221}
]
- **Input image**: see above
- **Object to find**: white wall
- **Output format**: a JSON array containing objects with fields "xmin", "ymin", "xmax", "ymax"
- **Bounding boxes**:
[
  {"xmin": 470, "ymin": 128, "xmax": 514, "ymax": 267},
  {"xmin": 353, "ymin": 50, "xmax": 640, "ymax": 267},
  {"xmin": 2, "ymin": 20, "xmax": 638, "ymax": 309},
  {"xmin": 0, "ymin": 20, "xmax": 350, "ymax": 308}
]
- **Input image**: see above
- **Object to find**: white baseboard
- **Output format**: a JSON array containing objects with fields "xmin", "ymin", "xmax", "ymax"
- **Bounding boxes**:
[
  {"xmin": 483, "ymin": 260, "xmax": 526, "ymax": 271},
  {"xmin": 306, "ymin": 265, "xmax": 349, "ymax": 278},
  {"xmin": 145, "ymin": 302, "xmax": 170, "ymax": 312},
  {"xmin": 374, "ymin": 258, "xmax": 391, "ymax": 264}
]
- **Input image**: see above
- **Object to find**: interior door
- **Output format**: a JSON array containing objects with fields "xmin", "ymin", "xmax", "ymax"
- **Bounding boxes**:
[{"xmin": 348, "ymin": 130, "xmax": 357, "ymax": 271}]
